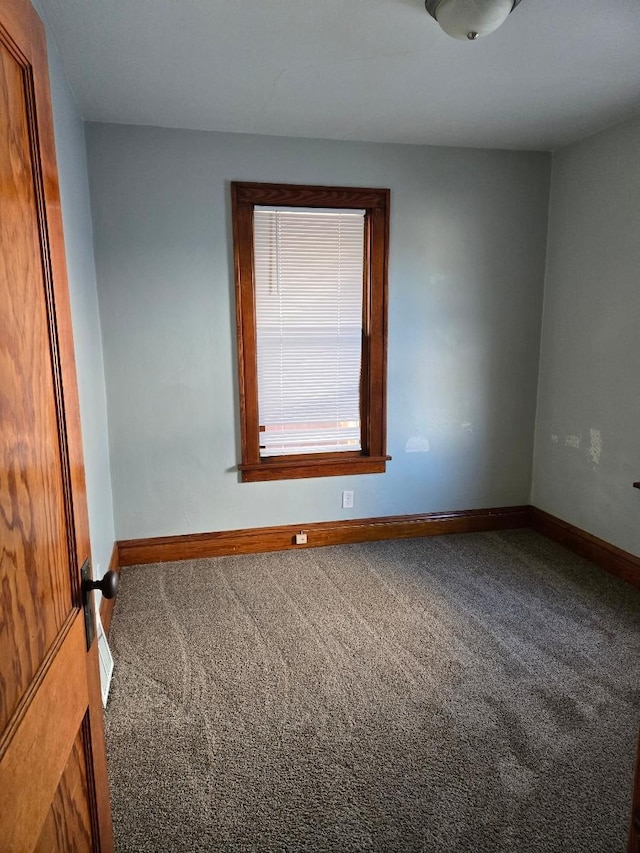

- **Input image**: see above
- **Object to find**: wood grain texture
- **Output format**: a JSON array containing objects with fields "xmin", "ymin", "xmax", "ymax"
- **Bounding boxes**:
[
  {"xmin": 99, "ymin": 543, "xmax": 120, "ymax": 638},
  {"xmin": 231, "ymin": 181, "xmax": 258, "ymax": 469},
  {"xmin": 367, "ymin": 192, "xmax": 390, "ymax": 459},
  {"xmin": 231, "ymin": 181, "xmax": 390, "ymax": 483},
  {"xmin": 83, "ymin": 638, "xmax": 114, "ymax": 850},
  {"xmin": 34, "ymin": 726, "xmax": 93, "ymax": 853},
  {"xmin": 234, "ymin": 182, "xmax": 389, "ymax": 209},
  {"xmin": 0, "ymin": 0, "xmax": 114, "ymax": 848},
  {"xmin": 118, "ymin": 505, "xmax": 531, "ymax": 566},
  {"xmin": 239, "ymin": 455, "xmax": 391, "ymax": 481},
  {"xmin": 0, "ymin": 33, "xmax": 72, "ymax": 733},
  {"xmin": 530, "ymin": 507, "xmax": 640, "ymax": 589},
  {"xmin": 0, "ymin": 616, "xmax": 88, "ymax": 852},
  {"xmin": 20, "ymin": 5, "xmax": 114, "ymax": 844}
]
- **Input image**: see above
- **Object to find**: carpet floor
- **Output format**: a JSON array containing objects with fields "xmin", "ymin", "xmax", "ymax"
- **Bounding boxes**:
[{"xmin": 105, "ymin": 530, "xmax": 640, "ymax": 852}]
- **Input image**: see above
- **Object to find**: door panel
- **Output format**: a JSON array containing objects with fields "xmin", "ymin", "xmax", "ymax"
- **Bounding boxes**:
[
  {"xmin": 35, "ymin": 726, "xmax": 94, "ymax": 853},
  {"xmin": 0, "ymin": 32, "xmax": 73, "ymax": 734},
  {"xmin": 0, "ymin": 0, "xmax": 114, "ymax": 849},
  {"xmin": 0, "ymin": 617, "xmax": 89, "ymax": 849}
]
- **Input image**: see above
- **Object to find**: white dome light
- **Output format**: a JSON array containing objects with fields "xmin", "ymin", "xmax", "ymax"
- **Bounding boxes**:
[{"xmin": 425, "ymin": 0, "xmax": 522, "ymax": 41}]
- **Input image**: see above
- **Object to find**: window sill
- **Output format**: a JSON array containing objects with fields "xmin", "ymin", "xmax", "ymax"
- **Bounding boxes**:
[{"xmin": 239, "ymin": 455, "xmax": 391, "ymax": 482}]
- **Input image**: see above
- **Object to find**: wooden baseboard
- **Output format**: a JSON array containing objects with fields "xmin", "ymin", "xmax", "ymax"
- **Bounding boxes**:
[
  {"xmin": 99, "ymin": 543, "xmax": 120, "ymax": 637},
  {"xmin": 117, "ymin": 505, "xmax": 531, "ymax": 567},
  {"xmin": 115, "ymin": 505, "xmax": 640, "ymax": 589},
  {"xmin": 530, "ymin": 507, "xmax": 640, "ymax": 589}
]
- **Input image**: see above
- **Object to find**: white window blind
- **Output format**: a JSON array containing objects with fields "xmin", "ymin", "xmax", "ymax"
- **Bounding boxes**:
[{"xmin": 253, "ymin": 206, "xmax": 365, "ymax": 457}]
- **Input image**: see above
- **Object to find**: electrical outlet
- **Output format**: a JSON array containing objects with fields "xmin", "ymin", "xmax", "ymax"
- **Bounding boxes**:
[
  {"xmin": 342, "ymin": 490, "xmax": 354, "ymax": 509},
  {"xmin": 295, "ymin": 531, "xmax": 308, "ymax": 545}
]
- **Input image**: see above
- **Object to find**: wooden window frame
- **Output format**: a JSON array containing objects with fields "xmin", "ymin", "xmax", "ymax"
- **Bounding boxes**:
[{"xmin": 231, "ymin": 181, "xmax": 390, "ymax": 482}]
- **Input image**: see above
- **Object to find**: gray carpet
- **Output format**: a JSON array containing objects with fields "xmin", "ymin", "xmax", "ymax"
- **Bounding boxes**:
[{"xmin": 105, "ymin": 530, "xmax": 640, "ymax": 852}]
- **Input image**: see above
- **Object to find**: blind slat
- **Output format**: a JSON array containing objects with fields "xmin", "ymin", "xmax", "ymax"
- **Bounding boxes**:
[{"xmin": 254, "ymin": 207, "xmax": 365, "ymax": 457}]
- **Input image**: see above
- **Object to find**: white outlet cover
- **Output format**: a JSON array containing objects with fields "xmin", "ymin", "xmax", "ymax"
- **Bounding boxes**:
[{"xmin": 342, "ymin": 491, "xmax": 354, "ymax": 509}]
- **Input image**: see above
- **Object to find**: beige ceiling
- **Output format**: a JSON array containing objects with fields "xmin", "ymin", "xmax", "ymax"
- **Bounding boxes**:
[{"xmin": 40, "ymin": 0, "xmax": 640, "ymax": 150}]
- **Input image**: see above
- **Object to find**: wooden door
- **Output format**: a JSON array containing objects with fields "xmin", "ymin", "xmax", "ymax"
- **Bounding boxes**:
[{"xmin": 0, "ymin": 0, "xmax": 114, "ymax": 849}]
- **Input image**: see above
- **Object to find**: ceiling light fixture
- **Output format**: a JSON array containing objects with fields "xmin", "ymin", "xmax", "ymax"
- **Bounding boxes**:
[{"xmin": 425, "ymin": 0, "xmax": 523, "ymax": 41}]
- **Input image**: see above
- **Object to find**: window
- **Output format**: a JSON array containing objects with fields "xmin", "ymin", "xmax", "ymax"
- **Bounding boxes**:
[{"xmin": 231, "ymin": 182, "xmax": 390, "ymax": 482}]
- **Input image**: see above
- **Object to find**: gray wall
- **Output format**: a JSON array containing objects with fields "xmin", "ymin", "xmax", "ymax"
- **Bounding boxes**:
[
  {"xmin": 532, "ymin": 117, "xmax": 640, "ymax": 556},
  {"xmin": 85, "ymin": 123, "xmax": 550, "ymax": 540},
  {"xmin": 45, "ymin": 36, "xmax": 115, "ymax": 579}
]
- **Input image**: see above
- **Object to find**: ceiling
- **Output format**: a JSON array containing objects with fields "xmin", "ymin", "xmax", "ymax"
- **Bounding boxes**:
[{"xmin": 40, "ymin": 0, "xmax": 640, "ymax": 151}]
